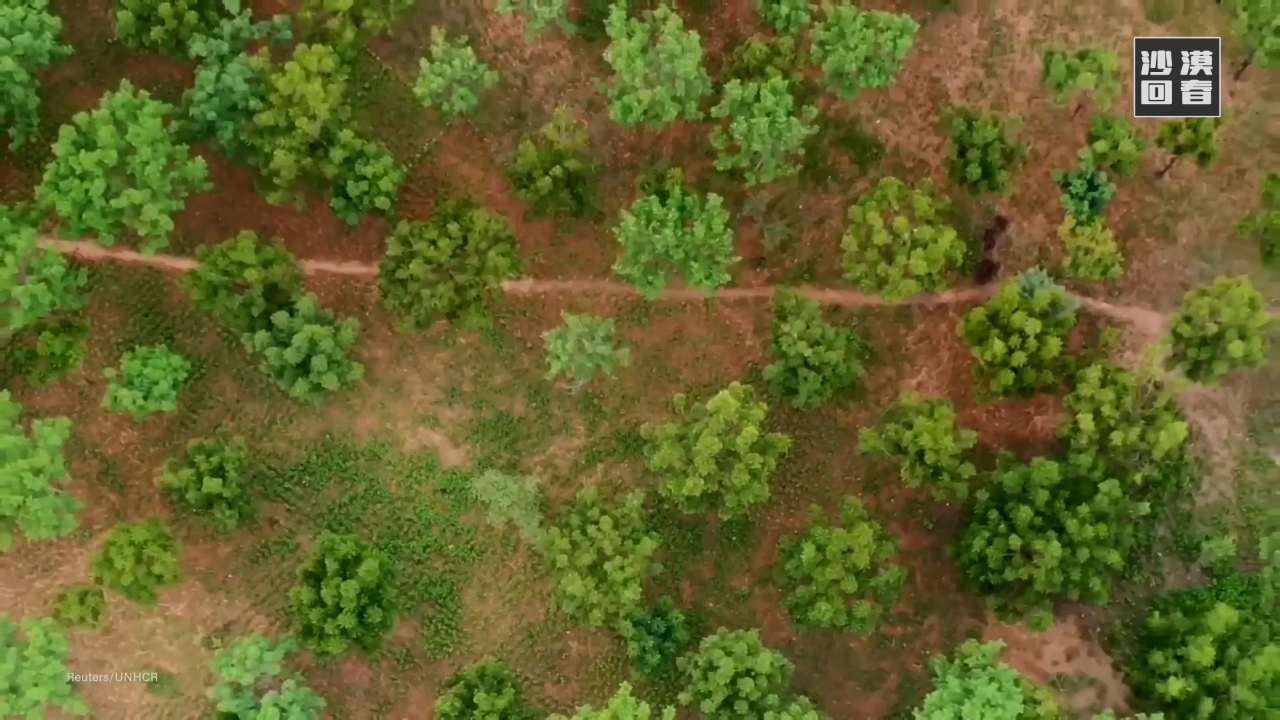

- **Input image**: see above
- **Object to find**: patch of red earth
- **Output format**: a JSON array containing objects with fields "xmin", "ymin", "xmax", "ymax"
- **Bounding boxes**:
[{"xmin": 986, "ymin": 613, "xmax": 1132, "ymax": 714}]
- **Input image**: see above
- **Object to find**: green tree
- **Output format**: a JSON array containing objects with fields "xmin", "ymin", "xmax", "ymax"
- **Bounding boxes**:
[
  {"xmin": 156, "ymin": 434, "xmax": 252, "ymax": 532},
  {"xmin": 1058, "ymin": 214, "xmax": 1123, "ymax": 280},
  {"xmin": 1154, "ymin": 117, "xmax": 1223, "ymax": 178},
  {"xmin": 113, "ymin": 0, "xmax": 226, "ymax": 54},
  {"xmin": 616, "ymin": 596, "xmax": 690, "ymax": 677},
  {"xmin": 1167, "ymin": 276, "xmax": 1272, "ymax": 384},
  {"xmin": 763, "ymin": 288, "xmax": 864, "ymax": 408},
  {"xmin": 678, "ymin": 628, "xmax": 793, "ymax": 719},
  {"xmin": 758, "ymin": 0, "xmax": 813, "ymax": 35},
  {"xmin": 602, "ymin": 2, "xmax": 712, "ymax": 128},
  {"xmin": 725, "ymin": 34, "xmax": 807, "ymax": 86},
  {"xmin": 377, "ymin": 198, "xmax": 522, "ymax": 328},
  {"xmin": 102, "ymin": 344, "xmax": 192, "ymax": 420},
  {"xmin": 241, "ymin": 293, "xmax": 364, "ymax": 401},
  {"xmin": 298, "ymin": 0, "xmax": 411, "ymax": 51},
  {"xmin": 497, "ymin": 0, "xmax": 573, "ymax": 38},
  {"xmin": 859, "ymin": 392, "xmax": 977, "ymax": 500},
  {"xmin": 90, "ymin": 517, "xmax": 181, "ymax": 604},
  {"xmin": 550, "ymin": 683, "xmax": 676, "ymax": 720},
  {"xmin": 289, "ymin": 531, "xmax": 396, "ymax": 656},
  {"xmin": 958, "ymin": 269, "xmax": 1078, "ymax": 397},
  {"xmin": 0, "ymin": 391, "xmax": 78, "ymax": 551},
  {"xmin": 434, "ymin": 659, "xmax": 541, "ymax": 720},
  {"xmin": 183, "ymin": 230, "xmax": 304, "ymax": 334},
  {"xmin": 207, "ymin": 633, "xmax": 326, "ymax": 720},
  {"xmin": 1, "ymin": 206, "xmax": 86, "ymax": 335},
  {"xmin": 945, "ymin": 108, "xmax": 1028, "ymax": 194},
  {"xmin": 612, "ymin": 169, "xmax": 737, "ymax": 299},
  {"xmin": 840, "ymin": 176, "xmax": 966, "ymax": 300},
  {"xmin": 1051, "ymin": 150, "xmax": 1116, "ymax": 220},
  {"xmin": 6, "ymin": 317, "xmax": 90, "ymax": 387},
  {"xmin": 642, "ymin": 382, "xmax": 790, "ymax": 518},
  {"xmin": 49, "ymin": 584, "xmax": 106, "ymax": 629},
  {"xmin": 542, "ymin": 312, "xmax": 630, "ymax": 392},
  {"xmin": 1237, "ymin": 172, "xmax": 1278, "ymax": 270},
  {"xmin": 0, "ymin": 615, "xmax": 88, "ymax": 717},
  {"xmin": 779, "ymin": 496, "xmax": 907, "ymax": 632},
  {"xmin": 1229, "ymin": 0, "xmax": 1280, "ymax": 79},
  {"xmin": 809, "ymin": 5, "xmax": 919, "ymax": 99},
  {"xmin": 1040, "ymin": 47, "xmax": 1121, "ymax": 116},
  {"xmin": 0, "ymin": 0, "xmax": 72, "ymax": 150},
  {"xmin": 326, "ymin": 130, "xmax": 404, "ymax": 224},
  {"xmin": 507, "ymin": 108, "xmax": 598, "ymax": 219},
  {"xmin": 37, "ymin": 80, "xmax": 210, "ymax": 254},
  {"xmin": 412, "ymin": 28, "xmax": 498, "ymax": 124},
  {"xmin": 709, "ymin": 76, "xmax": 818, "ymax": 186},
  {"xmin": 915, "ymin": 639, "xmax": 1061, "ymax": 720},
  {"xmin": 1085, "ymin": 114, "xmax": 1146, "ymax": 177}
]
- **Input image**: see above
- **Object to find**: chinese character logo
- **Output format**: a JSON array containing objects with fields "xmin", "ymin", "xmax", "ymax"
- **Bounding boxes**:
[{"xmin": 1134, "ymin": 37, "xmax": 1220, "ymax": 118}]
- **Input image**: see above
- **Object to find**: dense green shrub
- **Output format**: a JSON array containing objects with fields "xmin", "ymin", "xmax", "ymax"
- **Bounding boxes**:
[
  {"xmin": 0, "ymin": 615, "xmax": 88, "ymax": 716},
  {"xmin": 758, "ymin": 0, "xmax": 813, "ymax": 35},
  {"xmin": 612, "ymin": 169, "xmax": 737, "ymax": 299},
  {"xmin": 326, "ymin": 130, "xmax": 404, "ymax": 224},
  {"xmin": 377, "ymin": 198, "xmax": 522, "ymax": 328},
  {"xmin": 763, "ymin": 288, "xmax": 864, "ymax": 408},
  {"xmin": 542, "ymin": 312, "xmax": 630, "ymax": 392},
  {"xmin": 859, "ymin": 392, "xmax": 977, "ymax": 500},
  {"xmin": 764, "ymin": 696, "xmax": 828, "ymax": 720},
  {"xmin": 945, "ymin": 108, "xmax": 1028, "ymax": 195},
  {"xmin": 507, "ymin": 108, "xmax": 597, "ymax": 218},
  {"xmin": 1085, "ymin": 114, "xmax": 1146, "ymax": 176},
  {"xmin": 298, "ymin": 0, "xmax": 411, "ymax": 49},
  {"xmin": 1052, "ymin": 150, "xmax": 1116, "ymax": 220},
  {"xmin": 840, "ymin": 176, "xmax": 965, "ymax": 300},
  {"xmin": 1155, "ymin": 117, "xmax": 1223, "ymax": 176},
  {"xmin": 915, "ymin": 639, "xmax": 1061, "ymax": 719},
  {"xmin": 616, "ymin": 596, "xmax": 690, "ymax": 677},
  {"xmin": 724, "ymin": 34, "xmax": 806, "ymax": 85},
  {"xmin": 1167, "ymin": 276, "xmax": 1272, "ymax": 383},
  {"xmin": 49, "ymin": 584, "xmax": 106, "ymax": 628},
  {"xmin": 157, "ymin": 434, "xmax": 251, "ymax": 532},
  {"xmin": 37, "ymin": 80, "xmax": 210, "ymax": 254},
  {"xmin": 496, "ymin": 0, "xmax": 573, "ymax": 38},
  {"xmin": 242, "ymin": 293, "xmax": 364, "ymax": 401},
  {"xmin": 434, "ymin": 659, "xmax": 540, "ymax": 720},
  {"xmin": 1058, "ymin": 214, "xmax": 1123, "ymax": 280},
  {"xmin": 1230, "ymin": 0, "xmax": 1280, "ymax": 77},
  {"xmin": 677, "ymin": 628, "xmax": 793, "ymax": 718},
  {"xmin": 207, "ymin": 633, "xmax": 326, "ymax": 719},
  {"xmin": 779, "ymin": 496, "xmax": 906, "ymax": 632},
  {"xmin": 0, "ymin": 391, "xmax": 78, "ymax": 550},
  {"xmin": 1040, "ymin": 47, "xmax": 1121, "ymax": 110},
  {"xmin": 551, "ymin": 682, "xmax": 676, "ymax": 720},
  {"xmin": 1237, "ymin": 172, "xmax": 1278, "ymax": 269},
  {"xmin": 602, "ymin": 3, "xmax": 712, "ymax": 128},
  {"xmin": 809, "ymin": 6, "xmax": 919, "ymax": 99},
  {"xmin": 1, "ymin": 206, "xmax": 85, "ymax": 335},
  {"xmin": 6, "ymin": 317, "xmax": 90, "ymax": 386},
  {"xmin": 90, "ymin": 517, "xmax": 181, "ymax": 604},
  {"xmin": 412, "ymin": 28, "xmax": 498, "ymax": 124},
  {"xmin": 0, "ymin": 0, "xmax": 72, "ymax": 150},
  {"xmin": 290, "ymin": 531, "xmax": 396, "ymax": 655},
  {"xmin": 183, "ymin": 230, "xmax": 304, "ymax": 334},
  {"xmin": 958, "ymin": 269, "xmax": 1078, "ymax": 397},
  {"xmin": 709, "ymin": 76, "xmax": 818, "ymax": 186},
  {"xmin": 541, "ymin": 488, "xmax": 660, "ymax": 627},
  {"xmin": 102, "ymin": 344, "xmax": 192, "ymax": 420},
  {"xmin": 642, "ymin": 382, "xmax": 790, "ymax": 518},
  {"xmin": 113, "ymin": 0, "xmax": 226, "ymax": 54}
]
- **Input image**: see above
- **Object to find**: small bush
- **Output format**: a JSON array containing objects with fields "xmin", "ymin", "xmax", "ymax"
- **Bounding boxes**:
[
  {"xmin": 616, "ymin": 596, "xmax": 691, "ymax": 677},
  {"xmin": 50, "ymin": 584, "xmax": 106, "ymax": 628},
  {"xmin": 859, "ymin": 392, "xmax": 977, "ymax": 500},
  {"xmin": 1058, "ymin": 214, "xmax": 1123, "ymax": 280},
  {"xmin": 1, "ymin": 205, "xmax": 86, "ymax": 334},
  {"xmin": 0, "ymin": 615, "xmax": 88, "ymax": 716},
  {"xmin": 724, "ymin": 34, "xmax": 806, "ymax": 84},
  {"xmin": 469, "ymin": 469, "xmax": 544, "ymax": 541},
  {"xmin": 157, "ymin": 434, "xmax": 252, "ymax": 532},
  {"xmin": 758, "ymin": 0, "xmax": 813, "ymax": 35},
  {"xmin": 7, "ymin": 318, "xmax": 90, "ymax": 386},
  {"xmin": 90, "ymin": 517, "xmax": 180, "ymax": 604},
  {"xmin": 0, "ymin": 0, "xmax": 73, "ymax": 151},
  {"xmin": 915, "ymin": 639, "xmax": 1061, "ymax": 719},
  {"xmin": 1167, "ymin": 276, "xmax": 1272, "ymax": 383},
  {"xmin": 508, "ymin": 109, "xmax": 597, "ymax": 219},
  {"xmin": 242, "ymin": 293, "xmax": 364, "ymax": 401},
  {"xmin": 1237, "ymin": 173, "xmax": 1278, "ymax": 270},
  {"xmin": 763, "ymin": 288, "xmax": 864, "ymax": 408},
  {"xmin": 183, "ymin": 230, "xmax": 304, "ymax": 334},
  {"xmin": 543, "ymin": 312, "xmax": 630, "ymax": 392},
  {"xmin": 207, "ymin": 633, "xmax": 326, "ymax": 719},
  {"xmin": 496, "ymin": 0, "xmax": 573, "ymax": 38},
  {"xmin": 0, "ymin": 391, "xmax": 79, "ymax": 550},
  {"xmin": 1040, "ymin": 47, "xmax": 1121, "ymax": 109},
  {"xmin": 101, "ymin": 344, "xmax": 193, "ymax": 421},
  {"xmin": 114, "ymin": 0, "xmax": 227, "ymax": 54},
  {"xmin": 1086, "ymin": 114, "xmax": 1146, "ymax": 176},
  {"xmin": 809, "ymin": 6, "xmax": 919, "ymax": 99},
  {"xmin": 298, "ymin": 0, "xmax": 411, "ymax": 49},
  {"xmin": 678, "ymin": 628, "xmax": 793, "ymax": 718},
  {"xmin": 710, "ymin": 76, "xmax": 817, "ymax": 186},
  {"xmin": 434, "ymin": 659, "xmax": 541, "ymax": 720},
  {"xmin": 289, "ymin": 531, "xmax": 396, "ymax": 656},
  {"xmin": 1155, "ymin": 117, "xmax": 1223, "ymax": 174},
  {"xmin": 326, "ymin": 130, "xmax": 405, "ymax": 224},
  {"xmin": 602, "ymin": 3, "xmax": 712, "ymax": 128},
  {"xmin": 1052, "ymin": 150, "xmax": 1117, "ymax": 220},
  {"xmin": 945, "ymin": 108, "xmax": 1028, "ymax": 194},
  {"xmin": 551, "ymin": 682, "xmax": 676, "ymax": 719},
  {"xmin": 412, "ymin": 28, "xmax": 498, "ymax": 124}
]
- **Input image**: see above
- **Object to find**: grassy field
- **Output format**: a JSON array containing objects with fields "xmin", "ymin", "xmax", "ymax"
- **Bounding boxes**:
[{"xmin": 1, "ymin": 0, "xmax": 1277, "ymax": 717}]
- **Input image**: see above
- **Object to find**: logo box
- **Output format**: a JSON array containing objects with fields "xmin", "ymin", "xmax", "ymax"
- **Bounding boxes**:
[{"xmin": 1133, "ymin": 36, "xmax": 1221, "ymax": 118}]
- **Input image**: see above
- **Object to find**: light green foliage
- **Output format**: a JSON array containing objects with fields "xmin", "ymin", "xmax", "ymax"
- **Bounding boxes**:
[
  {"xmin": 1237, "ymin": 172, "xmax": 1279, "ymax": 270},
  {"xmin": 541, "ymin": 488, "xmax": 659, "ymax": 627},
  {"xmin": 543, "ymin": 312, "xmax": 630, "ymax": 392},
  {"xmin": 1040, "ymin": 47, "xmax": 1120, "ymax": 109},
  {"xmin": 945, "ymin": 108, "xmax": 1029, "ymax": 194},
  {"xmin": 113, "ymin": 0, "xmax": 226, "ymax": 54},
  {"xmin": 709, "ymin": 76, "xmax": 818, "ymax": 186},
  {"xmin": 101, "ymin": 344, "xmax": 192, "ymax": 420},
  {"xmin": 1092, "ymin": 713, "xmax": 1164, "ymax": 720},
  {"xmin": 764, "ymin": 696, "xmax": 827, "ymax": 720},
  {"xmin": 299, "ymin": 0, "xmax": 411, "ymax": 49},
  {"xmin": 470, "ymin": 470, "xmax": 544, "ymax": 541},
  {"xmin": 0, "ymin": 391, "xmax": 78, "ymax": 551},
  {"xmin": 617, "ymin": 596, "xmax": 690, "ymax": 677},
  {"xmin": 1051, "ymin": 150, "xmax": 1116, "ymax": 220},
  {"xmin": 90, "ymin": 517, "xmax": 180, "ymax": 604},
  {"xmin": 49, "ymin": 584, "xmax": 106, "ymax": 629},
  {"xmin": 241, "ymin": 293, "xmax": 364, "ymax": 401},
  {"xmin": 677, "ymin": 628, "xmax": 793, "ymax": 718},
  {"xmin": 434, "ymin": 659, "xmax": 540, "ymax": 720},
  {"xmin": 0, "ymin": 0, "xmax": 71, "ymax": 150},
  {"xmin": 508, "ymin": 109, "xmax": 597, "ymax": 219},
  {"xmin": 915, "ymin": 639, "xmax": 1061, "ymax": 720},
  {"xmin": 611, "ymin": 169, "xmax": 737, "ymax": 299},
  {"xmin": 1, "ymin": 207, "xmax": 85, "ymax": 335},
  {"xmin": 810, "ymin": 6, "xmax": 919, "ymax": 99},
  {"xmin": 958, "ymin": 270, "xmax": 1078, "ymax": 396},
  {"xmin": 840, "ymin": 176, "xmax": 966, "ymax": 300},
  {"xmin": 1167, "ymin": 276, "xmax": 1272, "ymax": 384},
  {"xmin": 779, "ymin": 496, "xmax": 906, "ymax": 632},
  {"xmin": 496, "ymin": 0, "xmax": 573, "ymax": 37},
  {"xmin": 1058, "ymin": 214, "xmax": 1123, "ymax": 280},
  {"xmin": 642, "ymin": 382, "xmax": 790, "ymax": 518},
  {"xmin": 1231, "ymin": 0, "xmax": 1280, "ymax": 73},
  {"xmin": 758, "ymin": 0, "xmax": 813, "ymax": 35},
  {"xmin": 859, "ymin": 392, "xmax": 977, "ymax": 500},
  {"xmin": 156, "ymin": 434, "xmax": 251, "ymax": 532},
  {"xmin": 184, "ymin": 230, "xmax": 304, "ymax": 334},
  {"xmin": 326, "ymin": 130, "xmax": 404, "ymax": 224},
  {"xmin": 0, "ymin": 615, "xmax": 88, "ymax": 717},
  {"xmin": 208, "ymin": 633, "xmax": 326, "ymax": 719},
  {"xmin": 1085, "ymin": 114, "xmax": 1146, "ymax": 177},
  {"xmin": 1155, "ymin": 117, "xmax": 1223, "ymax": 172},
  {"xmin": 377, "ymin": 198, "xmax": 522, "ymax": 328},
  {"xmin": 550, "ymin": 682, "xmax": 676, "ymax": 720},
  {"xmin": 289, "ymin": 531, "xmax": 396, "ymax": 656},
  {"xmin": 725, "ymin": 34, "xmax": 806, "ymax": 84},
  {"xmin": 763, "ymin": 288, "xmax": 864, "ymax": 408},
  {"xmin": 602, "ymin": 2, "xmax": 712, "ymax": 128},
  {"xmin": 7, "ymin": 317, "xmax": 90, "ymax": 386},
  {"xmin": 37, "ymin": 80, "xmax": 210, "ymax": 254},
  {"xmin": 412, "ymin": 28, "xmax": 498, "ymax": 124}
]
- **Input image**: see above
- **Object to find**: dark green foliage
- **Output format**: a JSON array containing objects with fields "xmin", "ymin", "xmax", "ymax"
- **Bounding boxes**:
[
  {"xmin": 758, "ymin": 0, "xmax": 813, "ymax": 35},
  {"xmin": 207, "ymin": 633, "xmax": 326, "ymax": 719},
  {"xmin": 434, "ymin": 659, "xmax": 541, "ymax": 720},
  {"xmin": 6, "ymin": 317, "xmax": 90, "ymax": 386},
  {"xmin": 184, "ymin": 230, "xmax": 304, "ymax": 334},
  {"xmin": 114, "ymin": 0, "xmax": 227, "ymax": 54},
  {"xmin": 156, "ymin": 434, "xmax": 252, "ymax": 532},
  {"xmin": 1086, "ymin": 114, "xmax": 1146, "ymax": 176},
  {"xmin": 101, "ymin": 344, "xmax": 193, "ymax": 420},
  {"xmin": 1167, "ymin": 276, "xmax": 1272, "ymax": 384},
  {"xmin": 678, "ymin": 628, "xmax": 794, "ymax": 718},
  {"xmin": 326, "ymin": 131, "xmax": 404, "ymax": 224},
  {"xmin": 241, "ymin": 293, "xmax": 364, "ymax": 401},
  {"xmin": 945, "ymin": 108, "xmax": 1029, "ymax": 194},
  {"xmin": 616, "ymin": 596, "xmax": 691, "ymax": 676},
  {"xmin": 725, "ymin": 34, "xmax": 806, "ymax": 84},
  {"xmin": 49, "ymin": 584, "xmax": 106, "ymax": 628},
  {"xmin": 1237, "ymin": 172, "xmax": 1278, "ymax": 270},
  {"xmin": 763, "ymin": 288, "xmax": 864, "ymax": 408},
  {"xmin": 859, "ymin": 392, "xmax": 977, "ymax": 500},
  {"xmin": 0, "ymin": 390, "xmax": 79, "ymax": 550},
  {"xmin": 1, "ymin": 205, "xmax": 86, "ymax": 335},
  {"xmin": 1051, "ymin": 150, "xmax": 1117, "ymax": 220},
  {"xmin": 289, "ymin": 531, "xmax": 397, "ymax": 656},
  {"xmin": 90, "ymin": 517, "xmax": 181, "ymax": 604},
  {"xmin": 0, "ymin": 0, "xmax": 72, "ymax": 151},
  {"xmin": 507, "ymin": 108, "xmax": 597, "ymax": 219},
  {"xmin": 1155, "ymin": 117, "xmax": 1223, "ymax": 175},
  {"xmin": 1230, "ymin": 0, "xmax": 1280, "ymax": 76},
  {"xmin": 299, "ymin": 0, "xmax": 411, "ymax": 49},
  {"xmin": 0, "ymin": 615, "xmax": 88, "ymax": 716}
]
